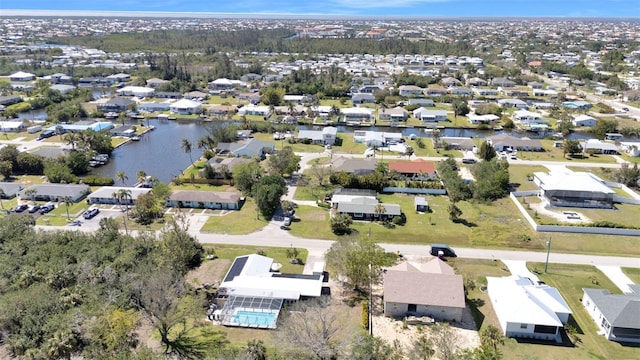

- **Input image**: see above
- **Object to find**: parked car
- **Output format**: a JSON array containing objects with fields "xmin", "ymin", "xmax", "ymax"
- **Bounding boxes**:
[
  {"xmin": 39, "ymin": 203, "xmax": 55, "ymax": 214},
  {"xmin": 14, "ymin": 204, "xmax": 29, "ymax": 213},
  {"xmin": 83, "ymin": 208, "xmax": 100, "ymax": 220},
  {"xmin": 430, "ymin": 244, "xmax": 457, "ymax": 258},
  {"xmin": 461, "ymin": 158, "xmax": 477, "ymax": 164},
  {"xmin": 27, "ymin": 204, "xmax": 41, "ymax": 213}
]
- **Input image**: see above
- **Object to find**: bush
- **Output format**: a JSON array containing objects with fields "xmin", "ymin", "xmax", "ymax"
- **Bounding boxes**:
[
  {"xmin": 361, "ymin": 302, "xmax": 369, "ymax": 330},
  {"xmin": 392, "ymin": 214, "xmax": 406, "ymax": 226},
  {"xmin": 81, "ymin": 176, "xmax": 115, "ymax": 186}
]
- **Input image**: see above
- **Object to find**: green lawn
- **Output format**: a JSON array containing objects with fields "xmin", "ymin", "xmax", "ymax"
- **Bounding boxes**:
[
  {"xmin": 506, "ymin": 263, "xmax": 640, "ymax": 360},
  {"xmin": 293, "ymin": 183, "xmax": 337, "ymax": 201},
  {"xmin": 515, "ymin": 140, "xmax": 617, "ymax": 164},
  {"xmin": 410, "ymin": 137, "xmax": 461, "ymax": 157},
  {"xmin": 208, "ymin": 95, "xmax": 243, "ymax": 105},
  {"xmin": 509, "ymin": 165, "xmax": 547, "ymax": 191},
  {"xmin": 288, "ymin": 205, "xmax": 337, "ymax": 240},
  {"xmin": 621, "ymin": 267, "xmax": 640, "ymax": 284},
  {"xmin": 36, "ymin": 201, "xmax": 90, "ymax": 226},
  {"xmin": 205, "ymin": 244, "xmax": 308, "ymax": 274},
  {"xmin": 200, "ymin": 198, "xmax": 269, "ymax": 234},
  {"xmin": 319, "ymin": 99, "xmax": 350, "ymax": 108}
]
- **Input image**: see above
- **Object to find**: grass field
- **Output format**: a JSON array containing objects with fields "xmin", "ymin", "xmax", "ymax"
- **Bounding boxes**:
[
  {"xmin": 200, "ymin": 198, "xmax": 269, "ymax": 235},
  {"xmin": 515, "ymin": 140, "xmax": 618, "ymax": 164},
  {"xmin": 621, "ymin": 267, "xmax": 640, "ymax": 284},
  {"xmin": 509, "ymin": 165, "xmax": 547, "ymax": 191},
  {"xmin": 410, "ymin": 137, "xmax": 462, "ymax": 157}
]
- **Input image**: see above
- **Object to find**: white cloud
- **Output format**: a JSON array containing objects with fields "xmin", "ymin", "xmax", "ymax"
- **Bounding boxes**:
[{"xmin": 329, "ymin": 0, "xmax": 455, "ymax": 8}]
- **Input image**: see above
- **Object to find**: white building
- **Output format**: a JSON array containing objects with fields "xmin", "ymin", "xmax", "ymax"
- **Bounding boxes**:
[
  {"xmin": 341, "ymin": 107, "xmax": 373, "ymax": 123},
  {"xmin": 582, "ymin": 288, "xmax": 640, "ymax": 343},
  {"xmin": 487, "ymin": 275, "xmax": 571, "ymax": 343},
  {"xmin": 169, "ymin": 99, "xmax": 203, "ymax": 115},
  {"xmin": 572, "ymin": 114, "xmax": 597, "ymax": 127},
  {"xmin": 116, "ymin": 86, "xmax": 155, "ymax": 98},
  {"xmin": 512, "ymin": 110, "xmax": 548, "ymax": 129},
  {"xmin": 413, "ymin": 108, "xmax": 447, "ymax": 122}
]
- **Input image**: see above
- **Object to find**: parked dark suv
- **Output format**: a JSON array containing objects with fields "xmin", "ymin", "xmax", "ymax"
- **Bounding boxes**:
[{"xmin": 430, "ymin": 244, "xmax": 457, "ymax": 258}]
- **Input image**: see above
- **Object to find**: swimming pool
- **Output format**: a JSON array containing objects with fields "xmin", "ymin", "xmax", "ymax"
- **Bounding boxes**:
[{"xmin": 231, "ymin": 311, "xmax": 277, "ymax": 327}]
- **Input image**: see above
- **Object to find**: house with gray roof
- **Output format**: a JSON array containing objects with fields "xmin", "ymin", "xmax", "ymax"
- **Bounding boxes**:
[
  {"xmin": 0, "ymin": 182, "xmax": 24, "ymax": 199},
  {"xmin": 297, "ymin": 126, "xmax": 337, "ymax": 145},
  {"xmin": 334, "ymin": 195, "xmax": 401, "ymax": 221},
  {"xmin": 330, "ymin": 157, "xmax": 377, "ymax": 175},
  {"xmin": 351, "ymin": 93, "xmax": 376, "ymax": 105},
  {"xmin": 488, "ymin": 134, "xmax": 544, "ymax": 152},
  {"xmin": 383, "ymin": 258, "xmax": 465, "ymax": 321},
  {"xmin": 97, "ymin": 97, "xmax": 136, "ymax": 113},
  {"xmin": 582, "ymin": 288, "xmax": 640, "ymax": 343},
  {"xmin": 19, "ymin": 184, "xmax": 90, "ymax": 203},
  {"xmin": 216, "ymin": 138, "xmax": 275, "ymax": 159},
  {"xmin": 88, "ymin": 186, "xmax": 152, "ymax": 205},
  {"xmin": 166, "ymin": 190, "xmax": 243, "ymax": 210}
]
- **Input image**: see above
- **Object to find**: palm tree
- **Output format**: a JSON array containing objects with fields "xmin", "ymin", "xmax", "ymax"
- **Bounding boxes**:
[
  {"xmin": 24, "ymin": 188, "xmax": 37, "ymax": 201},
  {"xmin": 136, "ymin": 170, "xmax": 147, "ymax": 186},
  {"xmin": 64, "ymin": 132, "xmax": 79, "ymax": 150},
  {"xmin": 373, "ymin": 203, "xmax": 386, "ymax": 221},
  {"xmin": 116, "ymin": 171, "xmax": 128, "ymax": 186},
  {"xmin": 0, "ymin": 188, "xmax": 5, "ymax": 210},
  {"xmin": 181, "ymin": 138, "xmax": 194, "ymax": 166}
]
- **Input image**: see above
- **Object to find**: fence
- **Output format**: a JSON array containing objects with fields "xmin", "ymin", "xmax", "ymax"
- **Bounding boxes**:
[
  {"xmin": 509, "ymin": 192, "xmax": 640, "ymax": 236},
  {"xmin": 382, "ymin": 187, "xmax": 447, "ymax": 195}
]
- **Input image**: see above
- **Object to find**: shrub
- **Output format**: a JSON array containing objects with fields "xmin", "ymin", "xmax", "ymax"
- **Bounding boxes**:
[
  {"xmin": 81, "ymin": 176, "xmax": 115, "ymax": 186},
  {"xmin": 392, "ymin": 214, "xmax": 406, "ymax": 226},
  {"xmin": 361, "ymin": 302, "xmax": 369, "ymax": 330}
]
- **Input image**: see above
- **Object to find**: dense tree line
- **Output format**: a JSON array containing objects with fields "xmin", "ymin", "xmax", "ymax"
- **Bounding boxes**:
[
  {"xmin": 51, "ymin": 29, "xmax": 475, "ymax": 56},
  {"xmin": 0, "ymin": 215, "xmax": 221, "ymax": 359}
]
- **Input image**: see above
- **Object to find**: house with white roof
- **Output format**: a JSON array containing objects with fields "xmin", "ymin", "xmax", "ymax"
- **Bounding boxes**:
[
  {"xmin": 413, "ymin": 108, "xmax": 447, "ymax": 122},
  {"xmin": 169, "ymin": 99, "xmax": 202, "ymax": 115},
  {"xmin": 353, "ymin": 130, "xmax": 403, "ymax": 147},
  {"xmin": 88, "ymin": 186, "xmax": 152, "ymax": 205},
  {"xmin": 214, "ymin": 254, "xmax": 325, "ymax": 329},
  {"xmin": 512, "ymin": 110, "xmax": 548, "ymax": 130},
  {"xmin": 116, "ymin": 86, "xmax": 155, "ymax": 98},
  {"xmin": 209, "ymin": 78, "xmax": 234, "ymax": 90},
  {"xmin": 533, "ymin": 167, "xmax": 615, "ymax": 208},
  {"xmin": 619, "ymin": 142, "xmax": 640, "ymax": 157},
  {"xmin": 498, "ymin": 98, "xmax": 529, "ymax": 109},
  {"xmin": 487, "ymin": 275, "xmax": 572, "ymax": 343},
  {"xmin": 0, "ymin": 121, "xmax": 27, "ymax": 132},
  {"xmin": 238, "ymin": 104, "xmax": 271, "ymax": 117},
  {"xmin": 297, "ymin": 126, "xmax": 337, "ymax": 145},
  {"xmin": 8, "ymin": 71, "xmax": 35, "ymax": 82},
  {"xmin": 582, "ymin": 139, "xmax": 619, "ymax": 155},
  {"xmin": 582, "ymin": 288, "xmax": 640, "ymax": 343},
  {"xmin": 467, "ymin": 113, "xmax": 499, "ymax": 125},
  {"xmin": 341, "ymin": 107, "xmax": 373, "ymax": 123},
  {"xmin": 572, "ymin": 114, "xmax": 597, "ymax": 127},
  {"xmin": 378, "ymin": 106, "xmax": 408, "ymax": 121}
]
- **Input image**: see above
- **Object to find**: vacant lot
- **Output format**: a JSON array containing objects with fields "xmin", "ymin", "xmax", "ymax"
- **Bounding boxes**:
[{"xmin": 201, "ymin": 198, "xmax": 269, "ymax": 235}]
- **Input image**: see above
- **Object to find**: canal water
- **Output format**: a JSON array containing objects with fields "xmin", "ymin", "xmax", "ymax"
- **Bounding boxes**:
[
  {"xmin": 91, "ymin": 119, "xmax": 207, "ymax": 184},
  {"xmin": 91, "ymin": 120, "xmax": 599, "ymax": 183}
]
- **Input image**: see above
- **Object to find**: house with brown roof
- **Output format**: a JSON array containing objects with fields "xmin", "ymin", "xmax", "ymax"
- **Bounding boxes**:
[
  {"xmin": 388, "ymin": 159, "xmax": 437, "ymax": 180},
  {"xmin": 383, "ymin": 258, "xmax": 465, "ymax": 321},
  {"xmin": 166, "ymin": 190, "xmax": 243, "ymax": 210}
]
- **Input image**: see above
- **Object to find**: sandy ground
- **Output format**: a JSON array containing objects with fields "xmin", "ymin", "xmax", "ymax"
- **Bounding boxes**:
[
  {"xmin": 529, "ymin": 199, "xmax": 592, "ymax": 224},
  {"xmin": 186, "ymin": 258, "xmax": 231, "ymax": 288},
  {"xmin": 372, "ymin": 306, "xmax": 480, "ymax": 359}
]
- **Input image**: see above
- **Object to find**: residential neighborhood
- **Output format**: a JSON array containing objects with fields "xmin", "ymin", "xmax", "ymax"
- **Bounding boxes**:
[{"xmin": 0, "ymin": 10, "xmax": 639, "ymax": 360}]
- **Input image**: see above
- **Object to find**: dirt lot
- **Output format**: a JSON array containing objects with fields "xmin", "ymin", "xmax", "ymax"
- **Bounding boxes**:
[{"xmin": 186, "ymin": 258, "xmax": 231, "ymax": 288}]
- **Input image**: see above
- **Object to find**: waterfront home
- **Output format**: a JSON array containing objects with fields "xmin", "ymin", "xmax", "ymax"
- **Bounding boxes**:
[
  {"xmin": 116, "ymin": 86, "xmax": 155, "ymax": 98},
  {"xmin": 169, "ymin": 99, "xmax": 203, "ymax": 115},
  {"xmin": 98, "ymin": 97, "xmax": 136, "ymax": 113},
  {"xmin": 0, "ymin": 95, "xmax": 23, "ymax": 106},
  {"xmin": 341, "ymin": 107, "xmax": 373, "ymax": 123},
  {"xmin": 166, "ymin": 190, "xmax": 243, "ymax": 210},
  {"xmin": 208, "ymin": 104, "xmax": 238, "ymax": 116},
  {"xmin": 582, "ymin": 139, "xmax": 619, "ymax": 155},
  {"xmin": 238, "ymin": 104, "xmax": 270, "ymax": 117},
  {"xmin": 297, "ymin": 126, "xmax": 337, "ymax": 145},
  {"xmin": 353, "ymin": 130, "xmax": 402, "ymax": 147},
  {"xmin": 216, "ymin": 138, "xmax": 275, "ymax": 159},
  {"xmin": 467, "ymin": 113, "xmax": 499, "ymax": 125},
  {"xmin": 413, "ymin": 108, "xmax": 447, "ymax": 122},
  {"xmin": 110, "ymin": 125, "xmax": 137, "ymax": 137},
  {"xmin": 488, "ymin": 275, "xmax": 571, "ymax": 343},
  {"xmin": 198, "ymin": 157, "xmax": 254, "ymax": 178},
  {"xmin": 383, "ymin": 259, "xmax": 465, "ymax": 322},
  {"xmin": 88, "ymin": 186, "xmax": 152, "ymax": 205},
  {"xmin": 378, "ymin": 107, "xmax": 408, "ymax": 121},
  {"xmin": 511, "ymin": 110, "xmax": 548, "ymax": 129},
  {"xmin": 572, "ymin": 114, "xmax": 597, "ymax": 127},
  {"xmin": 439, "ymin": 137, "xmax": 476, "ymax": 151},
  {"xmin": 137, "ymin": 102, "xmax": 170, "ymax": 112},
  {"xmin": 50, "ymin": 84, "xmax": 76, "ymax": 95}
]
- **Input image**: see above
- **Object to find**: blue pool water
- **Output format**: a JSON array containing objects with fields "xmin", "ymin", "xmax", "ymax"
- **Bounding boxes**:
[{"xmin": 232, "ymin": 311, "xmax": 277, "ymax": 327}]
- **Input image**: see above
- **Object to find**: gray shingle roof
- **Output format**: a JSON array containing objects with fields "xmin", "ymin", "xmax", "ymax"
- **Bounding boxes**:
[{"xmin": 583, "ymin": 288, "xmax": 640, "ymax": 329}]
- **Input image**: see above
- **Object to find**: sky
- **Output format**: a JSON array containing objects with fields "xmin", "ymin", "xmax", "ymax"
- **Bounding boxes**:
[{"xmin": 1, "ymin": 0, "xmax": 639, "ymax": 18}]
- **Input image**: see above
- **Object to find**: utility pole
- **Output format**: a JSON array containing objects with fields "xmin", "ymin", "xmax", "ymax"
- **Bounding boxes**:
[
  {"xmin": 544, "ymin": 237, "xmax": 551, "ymax": 273},
  {"xmin": 369, "ymin": 263, "xmax": 373, "ymax": 336}
]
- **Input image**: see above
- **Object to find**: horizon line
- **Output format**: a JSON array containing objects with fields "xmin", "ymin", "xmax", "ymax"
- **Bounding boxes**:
[{"xmin": 1, "ymin": 9, "xmax": 639, "ymax": 21}]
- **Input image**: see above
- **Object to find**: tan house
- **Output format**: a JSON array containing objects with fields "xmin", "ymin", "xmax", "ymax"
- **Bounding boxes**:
[{"xmin": 383, "ymin": 258, "xmax": 465, "ymax": 322}]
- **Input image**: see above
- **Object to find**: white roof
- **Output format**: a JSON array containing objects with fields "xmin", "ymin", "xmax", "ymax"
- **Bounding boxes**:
[
  {"xmin": 220, "ymin": 254, "xmax": 323, "ymax": 299},
  {"xmin": 170, "ymin": 99, "xmax": 201, "ymax": 109},
  {"xmin": 573, "ymin": 114, "xmax": 596, "ymax": 121},
  {"xmin": 212, "ymin": 78, "xmax": 233, "ymax": 85},
  {"xmin": 513, "ymin": 110, "xmax": 542, "ymax": 118},
  {"xmin": 88, "ymin": 186, "xmax": 152, "ymax": 200},
  {"xmin": 535, "ymin": 169, "xmax": 614, "ymax": 194},
  {"xmin": 341, "ymin": 107, "xmax": 373, "ymax": 115},
  {"xmin": 0, "ymin": 121, "xmax": 25, "ymax": 129},
  {"xmin": 487, "ymin": 275, "xmax": 571, "ymax": 328},
  {"xmin": 116, "ymin": 86, "xmax": 155, "ymax": 95},
  {"xmin": 9, "ymin": 71, "xmax": 35, "ymax": 78},
  {"xmin": 467, "ymin": 113, "xmax": 499, "ymax": 121}
]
